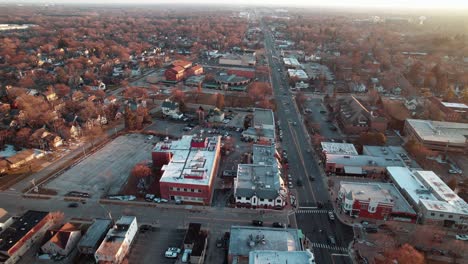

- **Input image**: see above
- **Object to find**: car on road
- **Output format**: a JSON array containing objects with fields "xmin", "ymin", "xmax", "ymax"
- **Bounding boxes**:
[
  {"xmin": 455, "ymin": 234, "xmax": 468, "ymax": 241},
  {"xmin": 296, "ymin": 179, "xmax": 303, "ymax": 187},
  {"xmin": 364, "ymin": 226, "xmax": 378, "ymax": 233},
  {"xmin": 329, "ymin": 125, "xmax": 337, "ymax": 131},
  {"xmin": 293, "ymin": 122, "xmax": 297, "ymax": 126},
  {"xmin": 309, "ymin": 176, "xmax": 315, "ymax": 181},
  {"xmin": 146, "ymin": 135, "xmax": 154, "ymax": 140},
  {"xmin": 317, "ymin": 202, "xmax": 324, "ymax": 209},
  {"xmin": 68, "ymin": 202, "xmax": 79, "ymax": 208},
  {"xmin": 216, "ymin": 238, "xmax": 224, "ymax": 248},
  {"xmin": 328, "ymin": 211, "xmax": 335, "ymax": 221},
  {"xmin": 328, "ymin": 236, "xmax": 336, "ymax": 245},
  {"xmin": 183, "ymin": 126, "xmax": 193, "ymax": 131},
  {"xmin": 320, "ymin": 110, "xmax": 326, "ymax": 114},
  {"xmin": 165, "ymin": 247, "xmax": 181, "ymax": 258},
  {"xmin": 252, "ymin": 220, "xmax": 263, "ymax": 226},
  {"xmin": 272, "ymin": 222, "xmax": 286, "ymax": 228},
  {"xmin": 182, "ymin": 249, "xmax": 192, "ymax": 263}
]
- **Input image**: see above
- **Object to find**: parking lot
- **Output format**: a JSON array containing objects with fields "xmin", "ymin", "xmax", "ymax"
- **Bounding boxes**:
[
  {"xmin": 45, "ymin": 134, "xmax": 155, "ymax": 198},
  {"xmin": 127, "ymin": 227, "xmax": 186, "ymax": 264}
]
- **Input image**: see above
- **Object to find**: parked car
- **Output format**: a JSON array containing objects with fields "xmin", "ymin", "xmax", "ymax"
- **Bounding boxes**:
[
  {"xmin": 181, "ymin": 249, "xmax": 192, "ymax": 263},
  {"xmin": 455, "ymin": 234, "xmax": 468, "ymax": 241},
  {"xmin": 252, "ymin": 220, "xmax": 263, "ymax": 226},
  {"xmin": 165, "ymin": 247, "xmax": 181, "ymax": 258},
  {"xmin": 272, "ymin": 222, "xmax": 286, "ymax": 228},
  {"xmin": 296, "ymin": 179, "xmax": 303, "ymax": 187},
  {"xmin": 216, "ymin": 238, "xmax": 224, "ymax": 248},
  {"xmin": 153, "ymin": 198, "xmax": 161, "ymax": 203},
  {"xmin": 146, "ymin": 135, "xmax": 154, "ymax": 140},
  {"xmin": 68, "ymin": 203, "xmax": 79, "ymax": 208},
  {"xmin": 183, "ymin": 126, "xmax": 192, "ymax": 131},
  {"xmin": 328, "ymin": 211, "xmax": 335, "ymax": 221},
  {"xmin": 160, "ymin": 198, "xmax": 168, "ymax": 203},
  {"xmin": 144, "ymin": 194, "xmax": 155, "ymax": 202}
]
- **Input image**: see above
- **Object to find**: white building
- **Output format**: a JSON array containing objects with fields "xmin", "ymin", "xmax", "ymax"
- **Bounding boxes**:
[
  {"xmin": 283, "ymin": 57, "xmax": 302, "ymax": 69},
  {"xmin": 94, "ymin": 216, "xmax": 138, "ymax": 264},
  {"xmin": 161, "ymin": 99, "xmax": 183, "ymax": 119},
  {"xmin": 234, "ymin": 144, "xmax": 286, "ymax": 209},
  {"xmin": 41, "ymin": 223, "xmax": 81, "ymax": 257},
  {"xmin": 387, "ymin": 167, "xmax": 468, "ymax": 229},
  {"xmin": 287, "ymin": 69, "xmax": 309, "ymax": 81},
  {"xmin": 321, "ymin": 142, "xmax": 358, "ymax": 155},
  {"xmin": 219, "ymin": 54, "xmax": 256, "ymax": 67}
]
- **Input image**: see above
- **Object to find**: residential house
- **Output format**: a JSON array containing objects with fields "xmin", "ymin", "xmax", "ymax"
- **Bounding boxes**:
[
  {"xmin": 5, "ymin": 149, "xmax": 36, "ymax": 169},
  {"xmin": 161, "ymin": 99, "xmax": 183, "ymax": 119},
  {"xmin": 43, "ymin": 90, "xmax": 57, "ymax": 102},
  {"xmin": 207, "ymin": 108, "xmax": 225, "ymax": 123},
  {"xmin": 40, "ymin": 223, "xmax": 81, "ymax": 256},
  {"xmin": 334, "ymin": 96, "xmax": 388, "ymax": 134}
]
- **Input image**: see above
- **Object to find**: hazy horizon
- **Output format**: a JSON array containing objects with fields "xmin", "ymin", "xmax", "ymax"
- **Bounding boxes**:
[{"xmin": 2, "ymin": 0, "xmax": 468, "ymax": 10}]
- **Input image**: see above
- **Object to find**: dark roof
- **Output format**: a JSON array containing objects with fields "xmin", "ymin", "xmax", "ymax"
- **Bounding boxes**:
[
  {"xmin": 183, "ymin": 223, "xmax": 201, "ymax": 245},
  {"xmin": 161, "ymin": 100, "xmax": 178, "ymax": 110},
  {"xmin": 191, "ymin": 231, "xmax": 207, "ymax": 257},
  {"xmin": 0, "ymin": 211, "xmax": 49, "ymax": 253},
  {"xmin": 78, "ymin": 219, "xmax": 112, "ymax": 250}
]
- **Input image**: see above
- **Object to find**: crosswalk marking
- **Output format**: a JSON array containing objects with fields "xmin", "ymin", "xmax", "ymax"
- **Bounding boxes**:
[
  {"xmin": 310, "ymin": 242, "xmax": 348, "ymax": 252},
  {"xmin": 296, "ymin": 209, "xmax": 328, "ymax": 214}
]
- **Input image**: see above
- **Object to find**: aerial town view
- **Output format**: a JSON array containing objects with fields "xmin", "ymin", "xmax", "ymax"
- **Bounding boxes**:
[{"xmin": 0, "ymin": 0, "xmax": 467, "ymax": 263}]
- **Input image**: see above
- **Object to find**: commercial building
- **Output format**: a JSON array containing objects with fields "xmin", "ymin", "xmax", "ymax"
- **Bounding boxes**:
[
  {"xmin": 0, "ymin": 211, "xmax": 52, "ymax": 264},
  {"xmin": 287, "ymin": 69, "xmax": 309, "ymax": 81},
  {"xmin": 185, "ymin": 75, "xmax": 205, "ymax": 87},
  {"xmin": 249, "ymin": 250, "xmax": 315, "ymax": 264},
  {"xmin": 403, "ymin": 119, "xmax": 468, "ymax": 153},
  {"xmin": 152, "ymin": 135, "xmax": 222, "ymax": 205},
  {"xmin": 172, "ymin": 60, "xmax": 193, "ymax": 69},
  {"xmin": 235, "ymin": 144, "xmax": 286, "ymax": 209},
  {"xmin": 387, "ymin": 167, "xmax": 468, "ymax": 229},
  {"xmin": 242, "ymin": 108, "xmax": 276, "ymax": 143},
  {"xmin": 321, "ymin": 142, "xmax": 358, "ymax": 156},
  {"xmin": 334, "ymin": 96, "xmax": 388, "ymax": 134},
  {"xmin": 324, "ymin": 154, "xmax": 405, "ymax": 176},
  {"xmin": 215, "ymin": 74, "xmax": 250, "ymax": 87},
  {"xmin": 228, "ymin": 226, "xmax": 305, "ymax": 264},
  {"xmin": 94, "ymin": 216, "xmax": 138, "ymax": 264},
  {"xmin": 283, "ymin": 57, "xmax": 302, "ymax": 69},
  {"xmin": 165, "ymin": 66, "xmax": 185, "ymax": 82},
  {"xmin": 219, "ymin": 54, "xmax": 256, "ymax": 67},
  {"xmin": 227, "ymin": 68, "xmax": 256, "ymax": 79},
  {"xmin": 428, "ymin": 97, "xmax": 468, "ymax": 122},
  {"xmin": 40, "ymin": 223, "xmax": 81, "ymax": 257},
  {"xmin": 186, "ymin": 65, "xmax": 204, "ymax": 76},
  {"xmin": 78, "ymin": 219, "xmax": 112, "ymax": 255},
  {"xmin": 338, "ymin": 181, "xmax": 416, "ymax": 221}
]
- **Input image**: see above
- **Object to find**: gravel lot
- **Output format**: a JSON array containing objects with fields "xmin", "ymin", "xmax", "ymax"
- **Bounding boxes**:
[{"xmin": 45, "ymin": 134, "xmax": 155, "ymax": 198}]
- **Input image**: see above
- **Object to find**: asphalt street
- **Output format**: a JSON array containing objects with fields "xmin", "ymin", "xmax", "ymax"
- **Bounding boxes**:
[{"xmin": 262, "ymin": 24, "xmax": 354, "ymax": 264}]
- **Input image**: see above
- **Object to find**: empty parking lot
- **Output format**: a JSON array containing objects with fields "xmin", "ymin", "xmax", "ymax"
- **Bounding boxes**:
[{"xmin": 45, "ymin": 134, "xmax": 155, "ymax": 198}]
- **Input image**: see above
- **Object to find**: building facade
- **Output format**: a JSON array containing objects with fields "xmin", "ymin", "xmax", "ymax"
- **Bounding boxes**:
[
  {"xmin": 94, "ymin": 216, "xmax": 137, "ymax": 264},
  {"xmin": 152, "ymin": 135, "xmax": 221, "ymax": 205}
]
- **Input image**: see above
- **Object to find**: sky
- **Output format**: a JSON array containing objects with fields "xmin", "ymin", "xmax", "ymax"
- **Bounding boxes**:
[{"xmin": 3, "ymin": 0, "xmax": 468, "ymax": 10}]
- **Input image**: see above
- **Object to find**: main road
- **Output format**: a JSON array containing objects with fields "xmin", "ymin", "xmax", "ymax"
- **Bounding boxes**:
[{"xmin": 262, "ymin": 23, "xmax": 354, "ymax": 264}]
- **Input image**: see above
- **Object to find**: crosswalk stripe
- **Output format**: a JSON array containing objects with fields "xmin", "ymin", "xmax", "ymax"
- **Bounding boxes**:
[
  {"xmin": 296, "ymin": 209, "xmax": 328, "ymax": 214},
  {"xmin": 309, "ymin": 242, "xmax": 348, "ymax": 252}
]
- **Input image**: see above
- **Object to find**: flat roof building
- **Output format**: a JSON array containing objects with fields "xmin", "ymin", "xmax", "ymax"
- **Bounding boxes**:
[
  {"xmin": 78, "ymin": 219, "xmax": 112, "ymax": 255},
  {"xmin": 152, "ymin": 135, "xmax": 221, "ymax": 205},
  {"xmin": 321, "ymin": 142, "xmax": 358, "ymax": 155},
  {"xmin": 338, "ymin": 181, "xmax": 415, "ymax": 221},
  {"xmin": 0, "ymin": 211, "xmax": 52, "ymax": 264},
  {"xmin": 387, "ymin": 167, "xmax": 468, "ymax": 228},
  {"xmin": 249, "ymin": 250, "xmax": 315, "ymax": 264},
  {"xmin": 235, "ymin": 144, "xmax": 286, "ymax": 209},
  {"xmin": 404, "ymin": 119, "xmax": 468, "ymax": 153},
  {"xmin": 283, "ymin": 57, "xmax": 301, "ymax": 69},
  {"xmin": 95, "ymin": 216, "xmax": 137, "ymax": 264},
  {"xmin": 242, "ymin": 108, "xmax": 276, "ymax": 143},
  {"xmin": 228, "ymin": 226, "xmax": 304, "ymax": 264},
  {"xmin": 287, "ymin": 69, "xmax": 309, "ymax": 81}
]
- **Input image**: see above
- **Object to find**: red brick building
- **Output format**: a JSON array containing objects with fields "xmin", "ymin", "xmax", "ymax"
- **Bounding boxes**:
[
  {"xmin": 227, "ymin": 69, "xmax": 255, "ymax": 79},
  {"xmin": 428, "ymin": 97, "xmax": 467, "ymax": 122},
  {"xmin": 338, "ymin": 182, "xmax": 416, "ymax": 222},
  {"xmin": 186, "ymin": 65, "xmax": 204, "ymax": 76},
  {"xmin": 172, "ymin": 60, "xmax": 193, "ymax": 69},
  {"xmin": 152, "ymin": 135, "xmax": 221, "ymax": 205},
  {"xmin": 165, "ymin": 66, "xmax": 186, "ymax": 81}
]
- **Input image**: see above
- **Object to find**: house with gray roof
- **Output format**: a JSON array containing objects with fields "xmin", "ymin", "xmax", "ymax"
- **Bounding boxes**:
[{"xmin": 161, "ymin": 99, "xmax": 183, "ymax": 119}]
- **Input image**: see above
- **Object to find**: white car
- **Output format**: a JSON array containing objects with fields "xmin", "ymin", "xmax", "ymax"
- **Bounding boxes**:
[
  {"xmin": 456, "ymin": 234, "xmax": 468, "ymax": 241},
  {"xmin": 153, "ymin": 198, "xmax": 161, "ymax": 203},
  {"xmin": 328, "ymin": 211, "xmax": 335, "ymax": 221},
  {"xmin": 165, "ymin": 247, "xmax": 181, "ymax": 258},
  {"xmin": 160, "ymin": 198, "xmax": 168, "ymax": 203}
]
